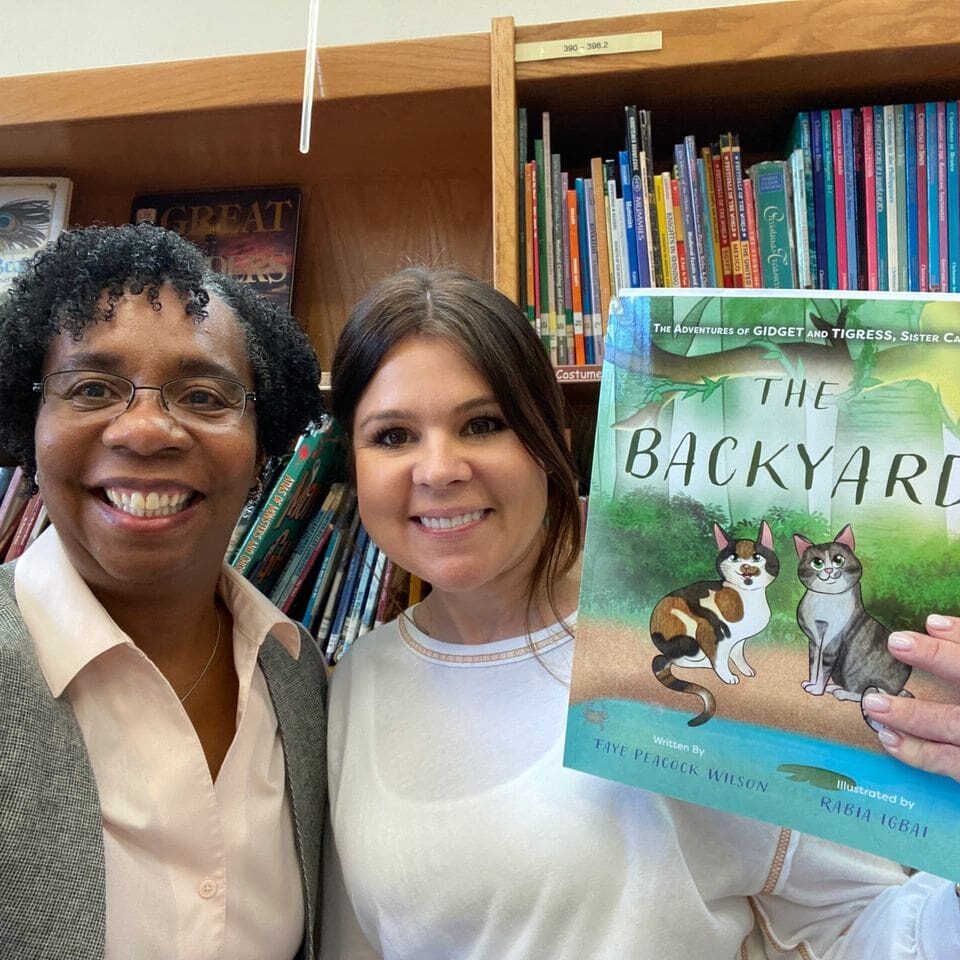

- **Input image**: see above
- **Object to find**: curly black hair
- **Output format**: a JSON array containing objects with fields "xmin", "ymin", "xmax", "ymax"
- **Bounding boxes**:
[{"xmin": 0, "ymin": 222, "xmax": 323, "ymax": 480}]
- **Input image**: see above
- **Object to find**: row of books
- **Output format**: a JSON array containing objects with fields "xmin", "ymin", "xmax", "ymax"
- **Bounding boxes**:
[
  {"xmin": 0, "ymin": 176, "xmax": 301, "ymax": 311},
  {"xmin": 790, "ymin": 102, "xmax": 960, "ymax": 294},
  {"xmin": 226, "ymin": 419, "xmax": 426, "ymax": 664},
  {"xmin": 0, "ymin": 468, "xmax": 48, "ymax": 564},
  {"xmin": 518, "ymin": 99, "xmax": 960, "ymax": 368}
]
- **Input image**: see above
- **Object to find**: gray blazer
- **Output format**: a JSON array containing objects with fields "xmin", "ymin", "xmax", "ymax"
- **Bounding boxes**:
[{"xmin": 0, "ymin": 562, "xmax": 326, "ymax": 959}]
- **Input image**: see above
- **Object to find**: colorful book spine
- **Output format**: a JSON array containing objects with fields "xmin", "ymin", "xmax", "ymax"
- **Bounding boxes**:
[
  {"xmin": 843, "ymin": 108, "xmax": 861, "ymax": 289},
  {"xmin": 584, "ymin": 179, "xmax": 605, "ymax": 356},
  {"xmin": 559, "ymin": 170, "xmax": 574, "ymax": 364},
  {"xmin": 317, "ymin": 512, "xmax": 360, "ymax": 655},
  {"xmin": 925, "ymin": 101, "xmax": 940, "ymax": 291},
  {"xmin": 684, "ymin": 135, "xmax": 709, "ymax": 286},
  {"xmin": 617, "ymin": 150, "xmax": 641, "ymax": 287},
  {"xmin": 852, "ymin": 109, "xmax": 868, "ymax": 291},
  {"xmin": 947, "ymin": 99, "xmax": 959, "ymax": 291},
  {"xmin": 674, "ymin": 142, "xmax": 701, "ymax": 286},
  {"xmin": 791, "ymin": 112, "xmax": 818, "ymax": 286},
  {"xmin": 810, "ymin": 112, "xmax": 828, "ymax": 288},
  {"xmin": 873, "ymin": 105, "xmax": 888, "ymax": 290},
  {"xmin": 670, "ymin": 176, "xmax": 691, "ymax": 288},
  {"xmin": 639, "ymin": 108, "xmax": 665, "ymax": 288},
  {"xmin": 789, "ymin": 149, "xmax": 811, "ymax": 288},
  {"xmin": 653, "ymin": 173, "xmax": 672, "ymax": 287},
  {"xmin": 708, "ymin": 143, "xmax": 734, "ymax": 287},
  {"xmin": 862, "ymin": 107, "xmax": 879, "ymax": 290},
  {"xmin": 373, "ymin": 558, "xmax": 396, "ymax": 629},
  {"xmin": 527, "ymin": 162, "xmax": 543, "ymax": 340},
  {"xmin": 553, "ymin": 152, "xmax": 570, "ymax": 364},
  {"xmin": 589, "ymin": 157, "xmax": 613, "ymax": 319},
  {"xmin": 575, "ymin": 179, "xmax": 595, "ymax": 363},
  {"xmin": 914, "ymin": 103, "xmax": 929, "ymax": 292},
  {"xmin": 882, "ymin": 105, "xmax": 899, "ymax": 290},
  {"xmin": 566, "ymin": 189, "xmax": 586, "ymax": 365},
  {"xmin": 742, "ymin": 177, "xmax": 763, "ymax": 288},
  {"xmin": 327, "ymin": 524, "xmax": 369, "ymax": 662},
  {"xmin": 937, "ymin": 101, "xmax": 949, "ymax": 291},
  {"xmin": 359, "ymin": 547, "xmax": 389, "ymax": 636},
  {"xmin": 820, "ymin": 110, "xmax": 839, "ymax": 289},
  {"xmin": 830, "ymin": 109, "xmax": 849, "ymax": 288},
  {"xmin": 748, "ymin": 161, "xmax": 797, "ymax": 288},
  {"xmin": 607, "ymin": 181, "xmax": 628, "ymax": 294},
  {"xmin": 301, "ymin": 490, "xmax": 357, "ymax": 634},
  {"xmin": 541, "ymin": 116, "xmax": 560, "ymax": 362},
  {"xmin": 893, "ymin": 104, "xmax": 909, "ymax": 291},
  {"xmin": 730, "ymin": 135, "xmax": 754, "ymax": 288},
  {"xmin": 517, "ymin": 107, "xmax": 528, "ymax": 317},
  {"xmin": 339, "ymin": 536, "xmax": 381, "ymax": 659},
  {"xmin": 697, "ymin": 155, "xmax": 719, "ymax": 286},
  {"xmin": 660, "ymin": 173, "xmax": 682, "ymax": 288}
]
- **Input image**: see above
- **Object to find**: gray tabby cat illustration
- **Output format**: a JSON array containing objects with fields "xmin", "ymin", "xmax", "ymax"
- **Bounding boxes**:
[{"xmin": 794, "ymin": 524, "xmax": 911, "ymax": 729}]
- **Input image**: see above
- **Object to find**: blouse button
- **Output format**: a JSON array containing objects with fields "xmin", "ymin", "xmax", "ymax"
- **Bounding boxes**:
[{"xmin": 198, "ymin": 878, "xmax": 218, "ymax": 899}]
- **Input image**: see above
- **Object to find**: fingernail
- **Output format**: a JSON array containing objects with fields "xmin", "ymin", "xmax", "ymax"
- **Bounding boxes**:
[
  {"xmin": 878, "ymin": 728, "xmax": 902, "ymax": 748},
  {"xmin": 889, "ymin": 633, "xmax": 915, "ymax": 651},
  {"xmin": 927, "ymin": 614, "xmax": 953, "ymax": 631},
  {"xmin": 862, "ymin": 692, "xmax": 891, "ymax": 713}
]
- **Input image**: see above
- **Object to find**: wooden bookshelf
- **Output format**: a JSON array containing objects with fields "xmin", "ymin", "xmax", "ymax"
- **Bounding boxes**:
[
  {"xmin": 3, "ymin": 0, "xmax": 959, "ymax": 371},
  {"xmin": 491, "ymin": 0, "xmax": 960, "ymax": 299},
  {"xmin": 0, "ymin": 34, "xmax": 494, "ymax": 368}
]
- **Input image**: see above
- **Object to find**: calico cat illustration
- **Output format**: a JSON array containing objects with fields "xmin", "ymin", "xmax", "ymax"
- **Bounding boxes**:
[
  {"xmin": 794, "ymin": 525, "xmax": 912, "ymax": 729},
  {"xmin": 650, "ymin": 521, "xmax": 778, "ymax": 726}
]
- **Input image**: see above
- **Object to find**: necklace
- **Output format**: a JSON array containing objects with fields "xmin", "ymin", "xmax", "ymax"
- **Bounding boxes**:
[{"xmin": 179, "ymin": 606, "xmax": 222, "ymax": 703}]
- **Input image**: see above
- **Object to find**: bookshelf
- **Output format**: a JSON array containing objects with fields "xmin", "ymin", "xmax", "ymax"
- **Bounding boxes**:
[
  {"xmin": 0, "ymin": 34, "xmax": 494, "ymax": 370},
  {"xmin": 3, "ymin": 0, "xmax": 959, "ymax": 366},
  {"xmin": 490, "ymin": 0, "xmax": 960, "ymax": 300}
]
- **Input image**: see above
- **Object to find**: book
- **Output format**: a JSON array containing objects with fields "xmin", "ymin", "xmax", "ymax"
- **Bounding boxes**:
[
  {"xmin": 567, "ymin": 287, "xmax": 960, "ymax": 881},
  {"xmin": 317, "ymin": 511, "xmax": 361, "ymax": 656},
  {"xmin": 810, "ymin": 112, "xmax": 829, "ymax": 289},
  {"xmin": 946, "ymin": 100, "xmax": 960, "ymax": 292},
  {"xmin": 326, "ymin": 524, "xmax": 369, "ymax": 662},
  {"xmin": 747, "ymin": 161, "xmax": 797, "ymax": 289},
  {"xmin": 883, "ymin": 105, "xmax": 899, "ymax": 290},
  {"xmin": 830, "ymin": 109, "xmax": 849, "ymax": 289},
  {"xmin": 873, "ymin": 105, "xmax": 889, "ymax": 291},
  {"xmin": 0, "ymin": 177, "xmax": 72, "ymax": 300},
  {"xmin": 0, "ymin": 467, "xmax": 30, "ymax": 557},
  {"xmin": 131, "ymin": 186, "xmax": 301, "ymax": 310},
  {"xmin": 3, "ymin": 491, "xmax": 43, "ymax": 562},
  {"xmin": 301, "ymin": 489, "xmax": 358, "ymax": 633},
  {"xmin": 862, "ymin": 107, "xmax": 879, "ymax": 291},
  {"xmin": 231, "ymin": 418, "xmax": 343, "ymax": 590},
  {"xmin": 820, "ymin": 110, "xmax": 839, "ymax": 289},
  {"xmin": 269, "ymin": 482, "xmax": 345, "ymax": 612},
  {"xmin": 788, "ymin": 112, "xmax": 818, "ymax": 287},
  {"xmin": 924, "ymin": 101, "xmax": 939, "ymax": 292}
]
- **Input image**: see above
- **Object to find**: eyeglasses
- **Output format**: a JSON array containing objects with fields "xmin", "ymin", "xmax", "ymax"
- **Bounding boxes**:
[{"xmin": 34, "ymin": 370, "xmax": 257, "ymax": 427}]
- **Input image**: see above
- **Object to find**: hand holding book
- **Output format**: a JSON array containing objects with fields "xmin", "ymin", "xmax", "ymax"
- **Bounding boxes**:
[{"xmin": 864, "ymin": 615, "xmax": 960, "ymax": 782}]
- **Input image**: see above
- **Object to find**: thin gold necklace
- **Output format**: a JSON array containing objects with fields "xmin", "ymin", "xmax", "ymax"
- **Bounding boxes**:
[{"xmin": 179, "ymin": 606, "xmax": 222, "ymax": 703}]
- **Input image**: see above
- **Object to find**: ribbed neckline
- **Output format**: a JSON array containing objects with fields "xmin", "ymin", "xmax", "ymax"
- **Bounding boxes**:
[{"xmin": 397, "ymin": 605, "xmax": 576, "ymax": 667}]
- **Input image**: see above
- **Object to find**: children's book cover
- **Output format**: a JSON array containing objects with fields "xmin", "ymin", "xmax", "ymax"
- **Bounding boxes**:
[
  {"xmin": 131, "ymin": 186, "xmax": 301, "ymax": 309},
  {"xmin": 565, "ymin": 289, "xmax": 960, "ymax": 880}
]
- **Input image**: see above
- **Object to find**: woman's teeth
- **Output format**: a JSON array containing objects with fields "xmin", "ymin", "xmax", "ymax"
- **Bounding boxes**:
[
  {"xmin": 419, "ymin": 510, "xmax": 484, "ymax": 530},
  {"xmin": 105, "ymin": 489, "xmax": 191, "ymax": 518}
]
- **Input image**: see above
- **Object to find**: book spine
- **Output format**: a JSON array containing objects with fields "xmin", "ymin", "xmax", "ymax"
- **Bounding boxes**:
[
  {"xmin": 653, "ymin": 174, "xmax": 672, "ymax": 287},
  {"xmin": 607, "ymin": 182, "xmax": 627, "ymax": 294},
  {"xmin": 947, "ymin": 100, "xmax": 959, "ymax": 291},
  {"xmin": 617, "ymin": 151, "xmax": 641, "ymax": 287},
  {"xmin": 373, "ymin": 558, "xmax": 396, "ymax": 629},
  {"xmin": 660, "ymin": 172, "xmax": 682, "ymax": 287},
  {"xmin": 674, "ymin": 142, "xmax": 701, "ymax": 286},
  {"xmin": 4, "ymin": 493, "xmax": 43, "ymax": 563},
  {"xmin": 749, "ymin": 161, "xmax": 796, "ymax": 288},
  {"xmin": 843, "ymin": 108, "xmax": 862, "ymax": 289},
  {"xmin": 339, "ymin": 536, "xmax": 380, "ymax": 658},
  {"xmin": 810, "ymin": 112, "xmax": 828, "ymax": 288},
  {"xmin": 937, "ymin": 101, "xmax": 949, "ymax": 291},
  {"xmin": 589, "ymin": 157, "xmax": 613, "ymax": 317},
  {"xmin": 730, "ymin": 135, "xmax": 754, "ymax": 288},
  {"xmin": 328, "ymin": 526, "xmax": 369, "ymax": 662},
  {"xmin": 697, "ymin": 155, "xmax": 719, "ymax": 286},
  {"xmin": 550, "ymin": 153, "xmax": 568, "ymax": 364},
  {"xmin": 789, "ymin": 149, "xmax": 810, "ymax": 288},
  {"xmin": 925, "ymin": 101, "xmax": 940, "ymax": 291},
  {"xmin": 831, "ymin": 109, "xmax": 849, "ymax": 288},
  {"xmin": 684, "ymin": 134, "xmax": 708, "ymax": 286},
  {"xmin": 796, "ymin": 111, "xmax": 818, "ymax": 285},
  {"xmin": 914, "ymin": 103, "xmax": 928, "ymax": 292},
  {"xmin": 894, "ymin": 103, "xmax": 909, "ymax": 291},
  {"xmin": 873, "ymin": 105, "xmax": 888, "ymax": 290},
  {"xmin": 574, "ymin": 179, "xmax": 595, "ymax": 364},
  {"xmin": 566, "ymin": 189, "xmax": 586, "ymax": 364},
  {"xmin": 541, "ymin": 116, "xmax": 559, "ymax": 362},
  {"xmin": 742, "ymin": 177, "xmax": 763, "ymax": 288},
  {"xmin": 852, "ymin": 108, "xmax": 868, "ymax": 290},
  {"xmin": 670, "ymin": 176, "xmax": 691, "ymax": 288},
  {"xmin": 583, "ymin": 180, "xmax": 605, "ymax": 357},
  {"xmin": 862, "ymin": 107, "xmax": 879, "ymax": 290},
  {"xmin": 526, "ymin": 162, "xmax": 543, "ymax": 337},
  {"xmin": 820, "ymin": 110, "xmax": 839, "ymax": 288},
  {"xmin": 709, "ymin": 144, "xmax": 734, "ymax": 286},
  {"xmin": 533, "ymin": 142, "xmax": 552, "ymax": 358},
  {"xmin": 631, "ymin": 163, "xmax": 653, "ymax": 287},
  {"xmin": 517, "ymin": 107, "xmax": 528, "ymax": 315},
  {"xmin": 639, "ymin": 108, "xmax": 665, "ymax": 287},
  {"xmin": 359, "ymin": 547, "xmax": 389, "ymax": 636},
  {"xmin": 883, "ymin": 105, "xmax": 899, "ymax": 290}
]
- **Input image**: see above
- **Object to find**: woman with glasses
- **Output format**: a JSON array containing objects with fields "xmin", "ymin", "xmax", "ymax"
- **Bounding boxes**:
[{"xmin": 0, "ymin": 223, "xmax": 326, "ymax": 960}]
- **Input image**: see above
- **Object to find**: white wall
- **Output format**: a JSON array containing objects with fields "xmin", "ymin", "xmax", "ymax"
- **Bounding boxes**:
[{"xmin": 4, "ymin": 0, "xmax": 780, "ymax": 77}]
